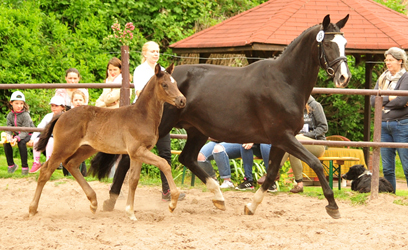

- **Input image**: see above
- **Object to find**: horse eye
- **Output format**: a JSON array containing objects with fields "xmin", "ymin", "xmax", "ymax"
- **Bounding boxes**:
[{"xmin": 162, "ymin": 83, "xmax": 168, "ymax": 89}]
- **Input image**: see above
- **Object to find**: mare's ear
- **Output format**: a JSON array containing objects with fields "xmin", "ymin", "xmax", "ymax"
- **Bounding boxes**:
[
  {"xmin": 166, "ymin": 63, "xmax": 175, "ymax": 75},
  {"xmin": 322, "ymin": 14, "xmax": 330, "ymax": 31},
  {"xmin": 155, "ymin": 63, "xmax": 163, "ymax": 77},
  {"xmin": 336, "ymin": 14, "xmax": 349, "ymax": 30}
]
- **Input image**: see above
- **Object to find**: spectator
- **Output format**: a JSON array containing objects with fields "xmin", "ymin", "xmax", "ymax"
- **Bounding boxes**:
[
  {"xmin": 3, "ymin": 91, "xmax": 34, "ymax": 175},
  {"xmin": 70, "ymin": 90, "xmax": 87, "ymax": 176},
  {"xmin": 55, "ymin": 68, "xmax": 89, "ymax": 110},
  {"xmin": 197, "ymin": 142, "xmax": 270, "ymax": 190},
  {"xmin": 95, "ymin": 57, "xmax": 125, "ymax": 109},
  {"xmin": 28, "ymin": 96, "xmax": 65, "ymax": 173},
  {"xmin": 370, "ymin": 47, "xmax": 408, "ymax": 193},
  {"xmin": 71, "ymin": 90, "xmax": 87, "ymax": 108}
]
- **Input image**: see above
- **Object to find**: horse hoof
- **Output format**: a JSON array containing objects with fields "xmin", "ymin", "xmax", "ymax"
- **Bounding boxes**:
[
  {"xmin": 103, "ymin": 198, "xmax": 116, "ymax": 212},
  {"xmin": 212, "ymin": 199, "xmax": 226, "ymax": 211},
  {"xmin": 325, "ymin": 206, "xmax": 341, "ymax": 219},
  {"xmin": 28, "ymin": 210, "xmax": 38, "ymax": 217},
  {"xmin": 169, "ymin": 205, "xmax": 176, "ymax": 213},
  {"xmin": 90, "ymin": 204, "xmax": 97, "ymax": 214},
  {"xmin": 244, "ymin": 204, "xmax": 254, "ymax": 215}
]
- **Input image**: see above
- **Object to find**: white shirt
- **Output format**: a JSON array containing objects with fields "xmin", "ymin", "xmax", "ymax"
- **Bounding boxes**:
[
  {"xmin": 133, "ymin": 62, "xmax": 164, "ymax": 103},
  {"xmin": 31, "ymin": 113, "xmax": 55, "ymax": 140}
]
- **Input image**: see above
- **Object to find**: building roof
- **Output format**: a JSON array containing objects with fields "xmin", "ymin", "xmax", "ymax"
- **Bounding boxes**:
[{"xmin": 170, "ymin": 0, "xmax": 408, "ymax": 54}]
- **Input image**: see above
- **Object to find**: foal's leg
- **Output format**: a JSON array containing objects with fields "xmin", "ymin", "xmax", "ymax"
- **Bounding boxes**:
[
  {"xmin": 132, "ymin": 148, "xmax": 180, "ymax": 213},
  {"xmin": 124, "ymin": 160, "xmax": 142, "ymax": 221},
  {"xmin": 179, "ymin": 129, "xmax": 225, "ymax": 210},
  {"xmin": 29, "ymin": 154, "xmax": 67, "ymax": 216},
  {"xmin": 64, "ymin": 146, "xmax": 98, "ymax": 214},
  {"xmin": 244, "ymin": 146, "xmax": 285, "ymax": 215}
]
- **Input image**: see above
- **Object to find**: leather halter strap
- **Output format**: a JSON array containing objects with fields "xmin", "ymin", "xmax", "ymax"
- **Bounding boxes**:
[{"xmin": 318, "ymin": 31, "xmax": 347, "ymax": 77}]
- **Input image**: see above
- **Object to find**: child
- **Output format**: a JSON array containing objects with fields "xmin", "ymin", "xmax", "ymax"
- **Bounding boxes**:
[
  {"xmin": 55, "ymin": 68, "xmax": 89, "ymax": 110},
  {"xmin": 28, "ymin": 96, "xmax": 65, "ymax": 173},
  {"xmin": 71, "ymin": 90, "xmax": 86, "ymax": 108},
  {"xmin": 4, "ymin": 91, "xmax": 34, "ymax": 175},
  {"xmin": 63, "ymin": 90, "xmax": 87, "ymax": 177}
]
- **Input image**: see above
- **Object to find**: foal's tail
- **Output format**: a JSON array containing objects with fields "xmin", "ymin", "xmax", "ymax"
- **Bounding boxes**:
[
  {"xmin": 88, "ymin": 152, "xmax": 120, "ymax": 180},
  {"xmin": 35, "ymin": 114, "xmax": 61, "ymax": 152}
]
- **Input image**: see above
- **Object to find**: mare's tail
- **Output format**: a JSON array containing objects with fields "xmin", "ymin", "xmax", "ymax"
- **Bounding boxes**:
[
  {"xmin": 88, "ymin": 152, "xmax": 120, "ymax": 180},
  {"xmin": 35, "ymin": 114, "xmax": 61, "ymax": 152}
]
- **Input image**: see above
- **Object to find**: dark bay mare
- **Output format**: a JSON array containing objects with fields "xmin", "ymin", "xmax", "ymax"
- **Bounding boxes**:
[
  {"xmin": 93, "ymin": 15, "xmax": 350, "ymax": 219},
  {"xmin": 28, "ymin": 64, "xmax": 186, "ymax": 221}
]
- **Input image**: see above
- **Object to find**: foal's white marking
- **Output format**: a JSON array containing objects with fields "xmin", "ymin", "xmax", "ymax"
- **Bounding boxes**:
[
  {"xmin": 206, "ymin": 178, "xmax": 225, "ymax": 201},
  {"xmin": 170, "ymin": 76, "xmax": 175, "ymax": 83},
  {"xmin": 126, "ymin": 205, "xmax": 137, "ymax": 221},
  {"xmin": 331, "ymin": 34, "xmax": 350, "ymax": 81}
]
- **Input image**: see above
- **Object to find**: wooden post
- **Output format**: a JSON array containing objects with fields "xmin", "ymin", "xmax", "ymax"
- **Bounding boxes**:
[
  {"xmin": 120, "ymin": 45, "xmax": 130, "ymax": 107},
  {"xmin": 370, "ymin": 95, "xmax": 382, "ymax": 200}
]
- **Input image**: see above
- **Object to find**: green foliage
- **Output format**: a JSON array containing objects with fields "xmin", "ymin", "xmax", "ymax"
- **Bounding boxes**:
[{"xmin": 374, "ymin": 0, "xmax": 407, "ymax": 14}]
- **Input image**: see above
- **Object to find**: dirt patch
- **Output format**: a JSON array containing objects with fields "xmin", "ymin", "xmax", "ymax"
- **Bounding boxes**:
[{"xmin": 1, "ymin": 178, "xmax": 408, "ymax": 249}]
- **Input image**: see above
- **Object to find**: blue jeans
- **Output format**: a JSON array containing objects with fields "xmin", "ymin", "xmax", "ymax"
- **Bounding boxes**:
[
  {"xmin": 239, "ymin": 144, "xmax": 271, "ymax": 181},
  {"xmin": 199, "ymin": 142, "xmax": 246, "ymax": 179},
  {"xmin": 381, "ymin": 119, "xmax": 408, "ymax": 192},
  {"xmin": 259, "ymin": 144, "xmax": 272, "ymax": 171}
]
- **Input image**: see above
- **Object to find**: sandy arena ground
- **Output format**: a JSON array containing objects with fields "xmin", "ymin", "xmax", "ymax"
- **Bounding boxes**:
[{"xmin": 1, "ymin": 177, "xmax": 408, "ymax": 250}]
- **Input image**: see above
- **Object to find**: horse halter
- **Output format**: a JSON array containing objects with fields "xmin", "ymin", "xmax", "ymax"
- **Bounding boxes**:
[{"xmin": 317, "ymin": 31, "xmax": 347, "ymax": 77}]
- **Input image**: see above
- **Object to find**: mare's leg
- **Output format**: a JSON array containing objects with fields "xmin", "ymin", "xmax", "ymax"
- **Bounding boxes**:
[
  {"xmin": 179, "ymin": 128, "xmax": 225, "ymax": 210},
  {"xmin": 245, "ymin": 146, "xmax": 285, "ymax": 215},
  {"xmin": 124, "ymin": 160, "xmax": 142, "ymax": 221},
  {"xmin": 29, "ymin": 152, "xmax": 69, "ymax": 216},
  {"xmin": 270, "ymin": 135, "xmax": 340, "ymax": 218},
  {"xmin": 64, "ymin": 146, "xmax": 98, "ymax": 213},
  {"xmin": 132, "ymin": 147, "xmax": 180, "ymax": 214},
  {"xmin": 287, "ymin": 140, "xmax": 339, "ymax": 218}
]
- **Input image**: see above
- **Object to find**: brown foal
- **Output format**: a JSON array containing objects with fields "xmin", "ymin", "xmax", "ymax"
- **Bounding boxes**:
[{"xmin": 29, "ymin": 63, "xmax": 186, "ymax": 220}]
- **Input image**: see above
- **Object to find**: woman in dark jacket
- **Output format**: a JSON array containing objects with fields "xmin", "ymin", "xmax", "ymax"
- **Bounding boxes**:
[{"xmin": 370, "ymin": 47, "xmax": 408, "ymax": 193}]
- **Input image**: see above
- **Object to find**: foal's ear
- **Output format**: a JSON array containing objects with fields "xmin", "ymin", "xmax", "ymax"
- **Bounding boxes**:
[
  {"xmin": 336, "ymin": 14, "xmax": 349, "ymax": 30},
  {"xmin": 322, "ymin": 14, "xmax": 330, "ymax": 31},
  {"xmin": 155, "ymin": 63, "xmax": 163, "ymax": 76},
  {"xmin": 165, "ymin": 63, "xmax": 175, "ymax": 75}
]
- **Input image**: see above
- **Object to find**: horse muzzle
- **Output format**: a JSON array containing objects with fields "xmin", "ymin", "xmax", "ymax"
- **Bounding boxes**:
[
  {"xmin": 334, "ymin": 62, "xmax": 351, "ymax": 88},
  {"xmin": 174, "ymin": 96, "xmax": 186, "ymax": 109}
]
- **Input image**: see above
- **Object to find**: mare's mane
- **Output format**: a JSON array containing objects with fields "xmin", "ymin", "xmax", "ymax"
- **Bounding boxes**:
[
  {"xmin": 277, "ymin": 24, "xmax": 320, "ymax": 60},
  {"xmin": 248, "ymin": 24, "xmax": 321, "ymax": 65}
]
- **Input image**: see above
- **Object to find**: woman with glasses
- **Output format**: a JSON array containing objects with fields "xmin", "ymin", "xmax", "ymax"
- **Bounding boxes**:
[{"xmin": 370, "ymin": 47, "xmax": 408, "ymax": 193}]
